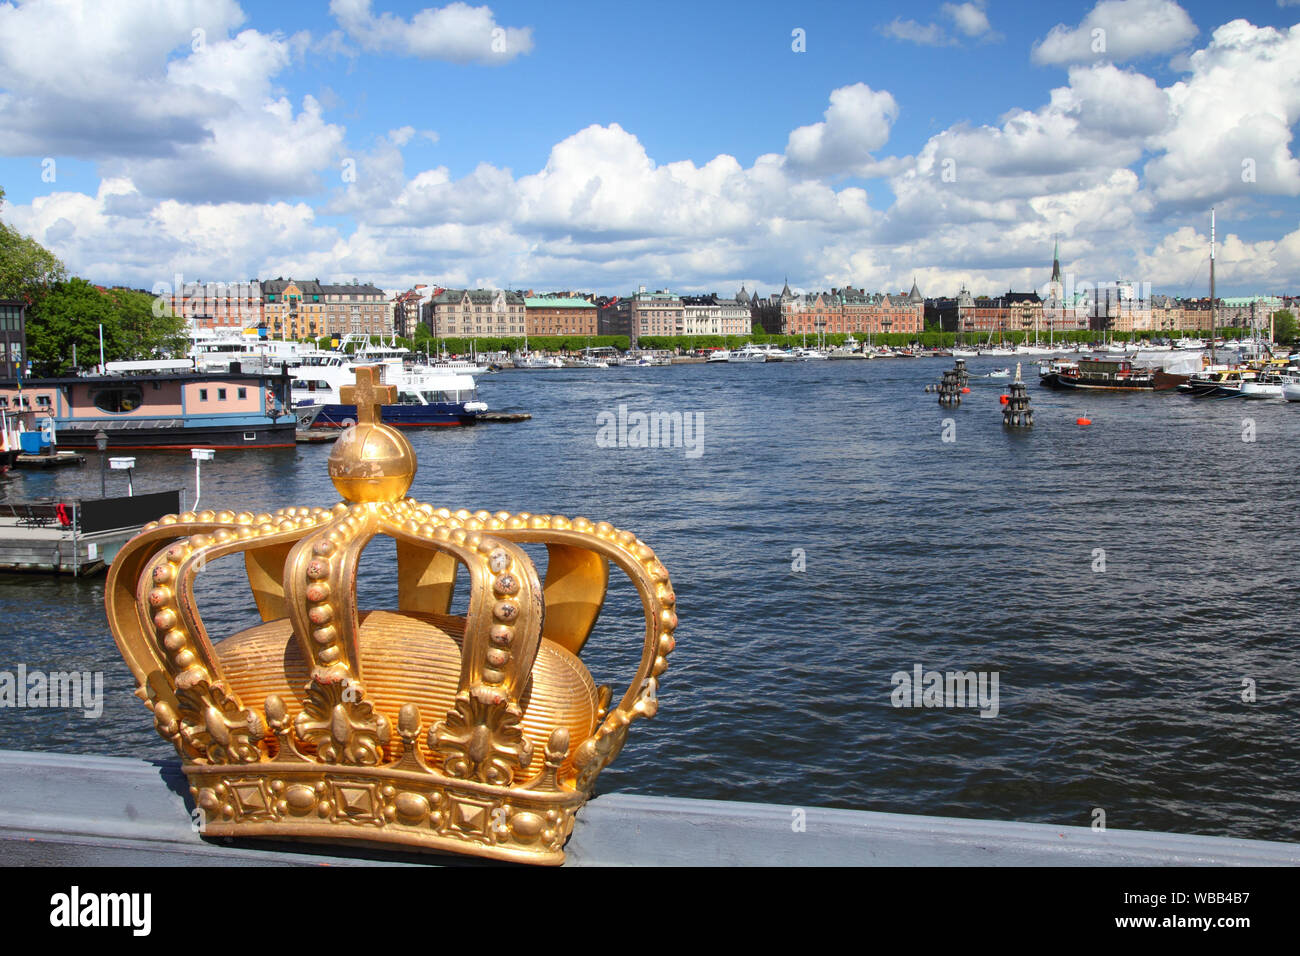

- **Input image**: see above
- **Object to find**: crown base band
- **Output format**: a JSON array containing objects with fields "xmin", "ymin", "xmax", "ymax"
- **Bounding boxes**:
[{"xmin": 187, "ymin": 762, "xmax": 583, "ymax": 865}]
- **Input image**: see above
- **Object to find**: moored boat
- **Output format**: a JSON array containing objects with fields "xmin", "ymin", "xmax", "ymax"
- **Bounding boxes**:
[
  {"xmin": 727, "ymin": 345, "xmax": 770, "ymax": 363},
  {"xmin": 1176, "ymin": 367, "xmax": 1255, "ymax": 398},
  {"xmin": 1240, "ymin": 369, "xmax": 1299, "ymax": 400},
  {"xmin": 291, "ymin": 362, "xmax": 485, "ymax": 427},
  {"xmin": 0, "ymin": 365, "xmax": 297, "ymax": 449},
  {"xmin": 1039, "ymin": 356, "xmax": 1161, "ymax": 390}
]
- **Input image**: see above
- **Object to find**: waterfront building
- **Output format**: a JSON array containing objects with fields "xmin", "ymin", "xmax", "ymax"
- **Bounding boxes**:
[
  {"xmin": 262, "ymin": 278, "xmax": 389, "ymax": 341},
  {"xmin": 606, "ymin": 288, "xmax": 684, "ymax": 347},
  {"xmin": 750, "ymin": 287, "xmax": 784, "ymax": 335},
  {"xmin": 715, "ymin": 294, "xmax": 750, "ymax": 335},
  {"xmin": 1220, "ymin": 295, "xmax": 1283, "ymax": 335},
  {"xmin": 781, "ymin": 286, "xmax": 924, "ymax": 336},
  {"xmin": 0, "ymin": 299, "xmax": 27, "ymax": 379},
  {"xmin": 1180, "ymin": 298, "xmax": 1215, "ymax": 333},
  {"xmin": 1083, "ymin": 280, "xmax": 1152, "ymax": 334},
  {"xmin": 390, "ymin": 286, "xmax": 427, "ymax": 340},
  {"xmin": 934, "ymin": 286, "xmax": 1043, "ymax": 338},
  {"xmin": 1150, "ymin": 295, "xmax": 1183, "ymax": 335},
  {"xmin": 262, "ymin": 278, "xmax": 321, "ymax": 339},
  {"xmin": 167, "ymin": 281, "xmax": 262, "ymax": 332},
  {"xmin": 426, "ymin": 288, "xmax": 527, "ymax": 339},
  {"xmin": 680, "ymin": 293, "xmax": 753, "ymax": 336},
  {"xmin": 524, "ymin": 295, "xmax": 598, "ymax": 337},
  {"xmin": 596, "ymin": 295, "xmax": 628, "ymax": 337},
  {"xmin": 680, "ymin": 295, "xmax": 718, "ymax": 335}
]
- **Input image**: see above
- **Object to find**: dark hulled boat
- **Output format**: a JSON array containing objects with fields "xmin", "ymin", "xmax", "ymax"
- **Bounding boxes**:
[
  {"xmin": 1039, "ymin": 357, "xmax": 1182, "ymax": 391},
  {"xmin": 1176, "ymin": 368, "xmax": 1253, "ymax": 398}
]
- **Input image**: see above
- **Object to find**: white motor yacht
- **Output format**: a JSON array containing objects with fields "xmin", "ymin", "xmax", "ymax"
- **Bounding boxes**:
[{"xmin": 727, "ymin": 345, "xmax": 770, "ymax": 363}]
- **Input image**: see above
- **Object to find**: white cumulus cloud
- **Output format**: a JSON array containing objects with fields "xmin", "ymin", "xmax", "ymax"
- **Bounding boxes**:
[
  {"xmin": 784, "ymin": 83, "xmax": 899, "ymax": 177},
  {"xmin": 329, "ymin": 0, "xmax": 533, "ymax": 63},
  {"xmin": 1032, "ymin": 0, "xmax": 1198, "ymax": 65}
]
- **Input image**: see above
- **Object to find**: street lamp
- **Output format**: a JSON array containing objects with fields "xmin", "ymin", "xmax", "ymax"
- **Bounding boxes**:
[
  {"xmin": 95, "ymin": 430, "xmax": 108, "ymax": 497},
  {"xmin": 191, "ymin": 448, "xmax": 215, "ymax": 511},
  {"xmin": 109, "ymin": 456, "xmax": 136, "ymax": 497}
]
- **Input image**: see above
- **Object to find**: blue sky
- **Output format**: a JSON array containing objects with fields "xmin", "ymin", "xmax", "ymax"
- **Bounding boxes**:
[{"xmin": 2, "ymin": 0, "xmax": 1299, "ymax": 299}]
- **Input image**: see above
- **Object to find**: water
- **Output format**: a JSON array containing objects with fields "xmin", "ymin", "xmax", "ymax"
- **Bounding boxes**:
[{"xmin": 2, "ymin": 357, "xmax": 1297, "ymax": 843}]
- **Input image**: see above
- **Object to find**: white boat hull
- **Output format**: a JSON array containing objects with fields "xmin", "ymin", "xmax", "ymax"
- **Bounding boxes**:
[{"xmin": 1241, "ymin": 382, "xmax": 1283, "ymax": 399}]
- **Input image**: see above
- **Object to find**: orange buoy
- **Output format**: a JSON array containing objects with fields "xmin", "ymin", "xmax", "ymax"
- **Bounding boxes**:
[
  {"xmin": 999, "ymin": 394, "xmax": 1009, "ymax": 405},
  {"xmin": 960, "ymin": 386, "xmax": 971, "ymax": 394},
  {"xmin": 1076, "ymin": 417, "xmax": 1092, "ymax": 426}
]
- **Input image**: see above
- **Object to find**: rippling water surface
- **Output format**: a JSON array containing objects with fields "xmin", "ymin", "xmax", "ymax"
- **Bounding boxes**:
[{"xmin": 2, "ymin": 358, "xmax": 1297, "ymax": 842}]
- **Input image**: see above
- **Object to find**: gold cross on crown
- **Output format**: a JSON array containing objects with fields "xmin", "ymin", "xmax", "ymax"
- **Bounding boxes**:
[{"xmin": 339, "ymin": 365, "xmax": 396, "ymax": 425}]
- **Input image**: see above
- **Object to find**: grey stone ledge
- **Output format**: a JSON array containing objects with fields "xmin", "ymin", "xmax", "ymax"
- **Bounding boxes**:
[{"xmin": 0, "ymin": 750, "xmax": 1295, "ymax": 866}]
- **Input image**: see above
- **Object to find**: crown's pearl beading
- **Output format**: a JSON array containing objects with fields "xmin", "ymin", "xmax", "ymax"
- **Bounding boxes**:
[{"xmin": 105, "ymin": 365, "xmax": 676, "ymax": 864}]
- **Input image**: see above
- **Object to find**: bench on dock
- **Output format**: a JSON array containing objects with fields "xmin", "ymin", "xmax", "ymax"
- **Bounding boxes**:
[{"xmin": 0, "ymin": 502, "xmax": 63, "ymax": 528}]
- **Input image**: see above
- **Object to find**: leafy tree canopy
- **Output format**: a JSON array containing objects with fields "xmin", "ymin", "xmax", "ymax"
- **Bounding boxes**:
[
  {"xmin": 1272, "ymin": 309, "xmax": 1296, "ymax": 344},
  {"xmin": 25, "ymin": 279, "xmax": 187, "ymax": 374},
  {"xmin": 0, "ymin": 185, "xmax": 67, "ymax": 300}
]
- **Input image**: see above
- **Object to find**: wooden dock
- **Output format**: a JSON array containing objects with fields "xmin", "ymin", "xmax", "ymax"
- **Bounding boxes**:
[
  {"xmin": 14, "ymin": 451, "xmax": 86, "ymax": 468},
  {"xmin": 296, "ymin": 429, "xmax": 338, "ymax": 443},
  {"xmin": 0, "ymin": 489, "xmax": 182, "ymax": 576},
  {"xmin": 0, "ymin": 521, "xmax": 139, "ymax": 575}
]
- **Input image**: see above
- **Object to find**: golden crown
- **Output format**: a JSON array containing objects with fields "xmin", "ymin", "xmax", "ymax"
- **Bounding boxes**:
[{"xmin": 105, "ymin": 366, "xmax": 675, "ymax": 864}]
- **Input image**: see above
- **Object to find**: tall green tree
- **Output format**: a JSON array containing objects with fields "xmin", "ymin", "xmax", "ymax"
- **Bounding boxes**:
[
  {"xmin": 0, "ymin": 185, "xmax": 67, "ymax": 300},
  {"xmin": 25, "ymin": 278, "xmax": 123, "ymax": 373},
  {"xmin": 111, "ymin": 286, "xmax": 187, "ymax": 360},
  {"xmin": 1272, "ymin": 309, "xmax": 1295, "ymax": 345}
]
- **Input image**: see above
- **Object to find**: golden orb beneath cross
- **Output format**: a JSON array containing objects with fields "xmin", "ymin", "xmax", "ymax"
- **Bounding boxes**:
[{"xmin": 326, "ymin": 366, "xmax": 417, "ymax": 503}]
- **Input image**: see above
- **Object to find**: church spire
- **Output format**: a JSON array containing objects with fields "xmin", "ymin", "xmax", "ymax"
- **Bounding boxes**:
[{"xmin": 1050, "ymin": 235, "xmax": 1061, "ymax": 284}]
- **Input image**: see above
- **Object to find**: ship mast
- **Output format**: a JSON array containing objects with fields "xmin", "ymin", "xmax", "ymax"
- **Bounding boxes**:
[{"xmin": 1210, "ymin": 208, "xmax": 1216, "ymax": 366}]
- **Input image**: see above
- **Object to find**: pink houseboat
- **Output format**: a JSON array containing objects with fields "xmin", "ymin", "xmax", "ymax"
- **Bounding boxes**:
[{"xmin": 0, "ymin": 362, "xmax": 298, "ymax": 449}]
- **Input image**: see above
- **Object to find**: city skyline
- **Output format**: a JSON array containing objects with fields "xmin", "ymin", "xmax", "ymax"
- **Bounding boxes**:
[{"xmin": 1, "ymin": 0, "xmax": 1299, "ymax": 298}]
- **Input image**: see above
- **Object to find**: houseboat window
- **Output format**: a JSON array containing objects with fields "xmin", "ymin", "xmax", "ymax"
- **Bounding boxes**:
[
  {"xmin": 36, "ymin": 395, "xmax": 51, "ymax": 407},
  {"xmin": 0, "ymin": 397, "xmax": 6, "ymax": 407},
  {"xmin": 199, "ymin": 389, "xmax": 208, "ymax": 401},
  {"xmin": 92, "ymin": 386, "xmax": 143, "ymax": 413},
  {"xmin": 238, "ymin": 387, "xmax": 247, "ymax": 400},
  {"xmin": 218, "ymin": 388, "xmax": 227, "ymax": 400}
]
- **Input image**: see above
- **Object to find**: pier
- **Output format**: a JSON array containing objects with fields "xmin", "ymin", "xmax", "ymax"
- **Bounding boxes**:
[
  {"xmin": 14, "ymin": 450, "xmax": 86, "ymax": 469},
  {"xmin": 0, "ymin": 490, "xmax": 181, "ymax": 575}
]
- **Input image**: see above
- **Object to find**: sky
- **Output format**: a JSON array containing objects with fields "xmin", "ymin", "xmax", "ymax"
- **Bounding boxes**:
[{"xmin": 1, "ymin": 0, "xmax": 1298, "ymax": 300}]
